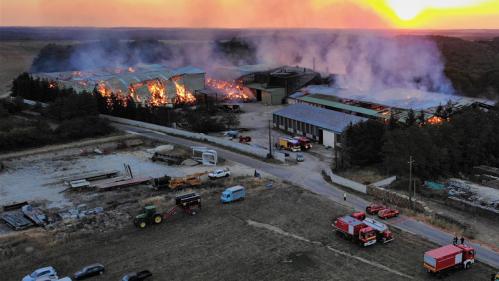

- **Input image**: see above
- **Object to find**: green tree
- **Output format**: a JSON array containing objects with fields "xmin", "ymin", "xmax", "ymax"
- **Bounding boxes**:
[
  {"xmin": 406, "ymin": 109, "xmax": 416, "ymax": 127},
  {"xmin": 344, "ymin": 120, "xmax": 386, "ymax": 166}
]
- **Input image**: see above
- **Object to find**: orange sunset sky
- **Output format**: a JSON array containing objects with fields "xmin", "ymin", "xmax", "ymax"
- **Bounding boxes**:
[{"xmin": 1, "ymin": 0, "xmax": 498, "ymax": 29}]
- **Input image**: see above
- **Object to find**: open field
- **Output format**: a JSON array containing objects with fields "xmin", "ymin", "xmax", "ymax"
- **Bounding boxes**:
[
  {"xmin": 0, "ymin": 175, "xmax": 495, "ymax": 281},
  {"xmin": 0, "ymin": 41, "xmax": 75, "ymax": 96}
]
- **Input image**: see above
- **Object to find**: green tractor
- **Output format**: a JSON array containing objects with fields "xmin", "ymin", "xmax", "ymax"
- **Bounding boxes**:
[{"xmin": 134, "ymin": 205, "xmax": 163, "ymax": 229}]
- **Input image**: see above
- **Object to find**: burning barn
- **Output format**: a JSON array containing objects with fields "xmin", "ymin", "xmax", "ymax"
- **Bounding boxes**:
[
  {"xmin": 33, "ymin": 64, "xmax": 205, "ymax": 107},
  {"xmin": 288, "ymin": 85, "xmax": 494, "ymax": 124},
  {"xmin": 232, "ymin": 66, "xmax": 322, "ymax": 105}
]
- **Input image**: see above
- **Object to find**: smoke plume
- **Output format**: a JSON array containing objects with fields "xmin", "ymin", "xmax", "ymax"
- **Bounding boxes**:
[{"xmin": 30, "ymin": 30, "xmax": 454, "ymax": 95}]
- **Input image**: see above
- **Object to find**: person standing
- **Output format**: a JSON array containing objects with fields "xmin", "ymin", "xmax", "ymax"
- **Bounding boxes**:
[
  {"xmin": 453, "ymin": 236, "xmax": 458, "ymax": 245},
  {"xmin": 460, "ymin": 237, "xmax": 465, "ymax": 245},
  {"xmin": 343, "ymin": 192, "xmax": 347, "ymax": 201}
]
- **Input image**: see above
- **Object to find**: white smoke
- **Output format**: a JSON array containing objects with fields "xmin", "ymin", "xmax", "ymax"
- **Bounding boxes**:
[{"xmin": 251, "ymin": 32, "xmax": 454, "ymax": 94}]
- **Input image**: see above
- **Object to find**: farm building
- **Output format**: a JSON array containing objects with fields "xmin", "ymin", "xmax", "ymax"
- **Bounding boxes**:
[
  {"xmin": 32, "ymin": 64, "xmax": 205, "ymax": 106},
  {"xmin": 288, "ymin": 85, "xmax": 494, "ymax": 124},
  {"xmin": 241, "ymin": 66, "xmax": 321, "ymax": 105},
  {"xmin": 273, "ymin": 103, "xmax": 367, "ymax": 148}
]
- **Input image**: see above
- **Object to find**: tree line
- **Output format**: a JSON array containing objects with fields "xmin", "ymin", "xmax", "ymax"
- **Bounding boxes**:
[{"xmin": 341, "ymin": 105, "xmax": 499, "ymax": 180}]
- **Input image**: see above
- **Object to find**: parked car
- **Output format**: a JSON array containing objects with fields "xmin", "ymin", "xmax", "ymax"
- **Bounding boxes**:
[
  {"xmin": 208, "ymin": 168, "xmax": 231, "ymax": 179},
  {"xmin": 74, "ymin": 263, "xmax": 105, "ymax": 280},
  {"xmin": 365, "ymin": 203, "xmax": 386, "ymax": 215},
  {"xmin": 22, "ymin": 266, "xmax": 58, "ymax": 281},
  {"xmin": 121, "ymin": 270, "xmax": 152, "ymax": 281},
  {"xmin": 377, "ymin": 208, "xmax": 400, "ymax": 219},
  {"xmin": 296, "ymin": 154, "xmax": 304, "ymax": 162}
]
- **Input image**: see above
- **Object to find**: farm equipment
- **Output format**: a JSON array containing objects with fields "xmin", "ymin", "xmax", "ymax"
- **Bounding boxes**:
[
  {"xmin": 152, "ymin": 172, "xmax": 207, "ymax": 190},
  {"xmin": 239, "ymin": 136, "xmax": 252, "ymax": 143},
  {"xmin": 424, "ymin": 244, "xmax": 475, "ymax": 274},
  {"xmin": 278, "ymin": 137, "xmax": 301, "ymax": 152},
  {"xmin": 134, "ymin": 193, "xmax": 201, "ymax": 229},
  {"xmin": 293, "ymin": 136, "xmax": 312, "ymax": 150},
  {"xmin": 333, "ymin": 215, "xmax": 377, "ymax": 247}
]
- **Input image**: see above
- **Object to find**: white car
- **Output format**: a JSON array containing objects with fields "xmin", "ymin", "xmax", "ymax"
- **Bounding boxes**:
[
  {"xmin": 208, "ymin": 168, "xmax": 231, "ymax": 179},
  {"xmin": 22, "ymin": 266, "xmax": 58, "ymax": 281}
]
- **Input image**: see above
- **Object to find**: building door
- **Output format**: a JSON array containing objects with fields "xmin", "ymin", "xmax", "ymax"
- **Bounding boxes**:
[
  {"xmin": 256, "ymin": 90, "xmax": 262, "ymax": 101},
  {"xmin": 318, "ymin": 129, "xmax": 323, "ymax": 144},
  {"xmin": 322, "ymin": 130, "xmax": 336, "ymax": 147}
]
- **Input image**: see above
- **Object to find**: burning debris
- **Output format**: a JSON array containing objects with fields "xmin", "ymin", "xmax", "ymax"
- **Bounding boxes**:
[
  {"xmin": 33, "ymin": 64, "xmax": 204, "ymax": 108},
  {"xmin": 206, "ymin": 77, "xmax": 253, "ymax": 102},
  {"xmin": 32, "ymin": 64, "xmax": 260, "ymax": 108}
]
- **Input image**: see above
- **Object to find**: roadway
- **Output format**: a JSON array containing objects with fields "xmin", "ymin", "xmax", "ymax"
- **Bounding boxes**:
[{"xmin": 114, "ymin": 123, "xmax": 499, "ymax": 269}]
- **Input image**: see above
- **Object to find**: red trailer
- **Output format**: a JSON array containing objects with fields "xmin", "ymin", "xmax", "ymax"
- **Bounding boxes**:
[
  {"xmin": 424, "ymin": 244, "xmax": 476, "ymax": 274},
  {"xmin": 333, "ymin": 215, "xmax": 377, "ymax": 247}
]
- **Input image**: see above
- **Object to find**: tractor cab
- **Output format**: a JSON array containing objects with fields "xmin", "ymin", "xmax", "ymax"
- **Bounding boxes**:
[
  {"xmin": 134, "ymin": 205, "xmax": 162, "ymax": 229},
  {"xmin": 143, "ymin": 205, "xmax": 157, "ymax": 215}
]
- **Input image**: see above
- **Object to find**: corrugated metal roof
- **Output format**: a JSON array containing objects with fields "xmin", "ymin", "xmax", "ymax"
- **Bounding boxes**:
[
  {"xmin": 298, "ymin": 95, "xmax": 381, "ymax": 117},
  {"xmin": 273, "ymin": 104, "xmax": 367, "ymax": 134},
  {"xmin": 301, "ymin": 85, "xmax": 495, "ymax": 110}
]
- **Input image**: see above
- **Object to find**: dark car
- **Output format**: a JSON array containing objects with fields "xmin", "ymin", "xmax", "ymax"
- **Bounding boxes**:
[
  {"xmin": 74, "ymin": 263, "xmax": 105, "ymax": 280},
  {"xmin": 121, "ymin": 270, "xmax": 152, "ymax": 281}
]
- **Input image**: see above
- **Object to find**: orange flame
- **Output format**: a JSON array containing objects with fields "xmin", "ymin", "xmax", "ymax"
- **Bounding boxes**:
[
  {"xmin": 206, "ymin": 77, "xmax": 253, "ymax": 102},
  {"xmin": 147, "ymin": 80, "xmax": 169, "ymax": 106},
  {"xmin": 426, "ymin": 116, "xmax": 444, "ymax": 125},
  {"xmin": 172, "ymin": 76, "xmax": 196, "ymax": 104},
  {"xmin": 48, "ymin": 81, "xmax": 57, "ymax": 89}
]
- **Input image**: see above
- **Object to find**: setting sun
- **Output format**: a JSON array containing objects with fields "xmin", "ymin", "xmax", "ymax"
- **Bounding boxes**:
[
  {"xmin": 386, "ymin": 0, "xmax": 495, "ymax": 22},
  {"xmin": 0, "ymin": 0, "xmax": 499, "ymax": 29}
]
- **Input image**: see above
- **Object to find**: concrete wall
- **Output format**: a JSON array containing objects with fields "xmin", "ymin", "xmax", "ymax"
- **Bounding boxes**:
[
  {"xmin": 103, "ymin": 115, "xmax": 286, "ymax": 162},
  {"xmin": 372, "ymin": 176, "xmax": 397, "ymax": 188},
  {"xmin": 325, "ymin": 169, "xmax": 367, "ymax": 193},
  {"xmin": 262, "ymin": 88, "xmax": 285, "ymax": 105},
  {"xmin": 322, "ymin": 130, "xmax": 335, "ymax": 147}
]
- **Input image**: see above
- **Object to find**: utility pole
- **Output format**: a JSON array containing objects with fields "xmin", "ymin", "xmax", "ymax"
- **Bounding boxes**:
[
  {"xmin": 268, "ymin": 120, "xmax": 273, "ymax": 159},
  {"xmin": 408, "ymin": 156, "xmax": 415, "ymax": 209}
]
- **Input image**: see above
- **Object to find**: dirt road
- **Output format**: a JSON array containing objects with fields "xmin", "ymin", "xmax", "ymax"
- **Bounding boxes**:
[{"xmin": 1, "ymin": 180, "xmax": 494, "ymax": 281}]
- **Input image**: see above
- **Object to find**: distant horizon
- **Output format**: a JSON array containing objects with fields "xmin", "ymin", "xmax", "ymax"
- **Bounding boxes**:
[
  {"xmin": 2, "ymin": 0, "xmax": 498, "ymax": 30},
  {"xmin": 2, "ymin": 26, "xmax": 499, "ymax": 31}
]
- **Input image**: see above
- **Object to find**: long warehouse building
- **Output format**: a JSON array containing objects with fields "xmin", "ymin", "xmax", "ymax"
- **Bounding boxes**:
[{"xmin": 273, "ymin": 104, "xmax": 367, "ymax": 148}]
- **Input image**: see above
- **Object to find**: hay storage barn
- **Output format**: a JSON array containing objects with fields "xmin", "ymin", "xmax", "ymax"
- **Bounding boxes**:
[{"xmin": 273, "ymin": 104, "xmax": 367, "ymax": 148}]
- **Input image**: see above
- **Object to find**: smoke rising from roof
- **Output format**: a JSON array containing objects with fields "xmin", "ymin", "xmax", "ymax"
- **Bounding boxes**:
[
  {"xmin": 251, "ymin": 33, "xmax": 454, "ymax": 94},
  {"xmin": 30, "ymin": 30, "xmax": 454, "ymax": 95}
]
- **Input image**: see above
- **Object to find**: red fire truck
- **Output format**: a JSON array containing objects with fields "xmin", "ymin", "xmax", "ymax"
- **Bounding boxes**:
[
  {"xmin": 278, "ymin": 137, "xmax": 301, "ymax": 152},
  {"xmin": 333, "ymin": 215, "xmax": 377, "ymax": 247},
  {"xmin": 293, "ymin": 136, "xmax": 312, "ymax": 150},
  {"xmin": 362, "ymin": 217, "xmax": 394, "ymax": 243},
  {"xmin": 423, "ymin": 244, "xmax": 476, "ymax": 274}
]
